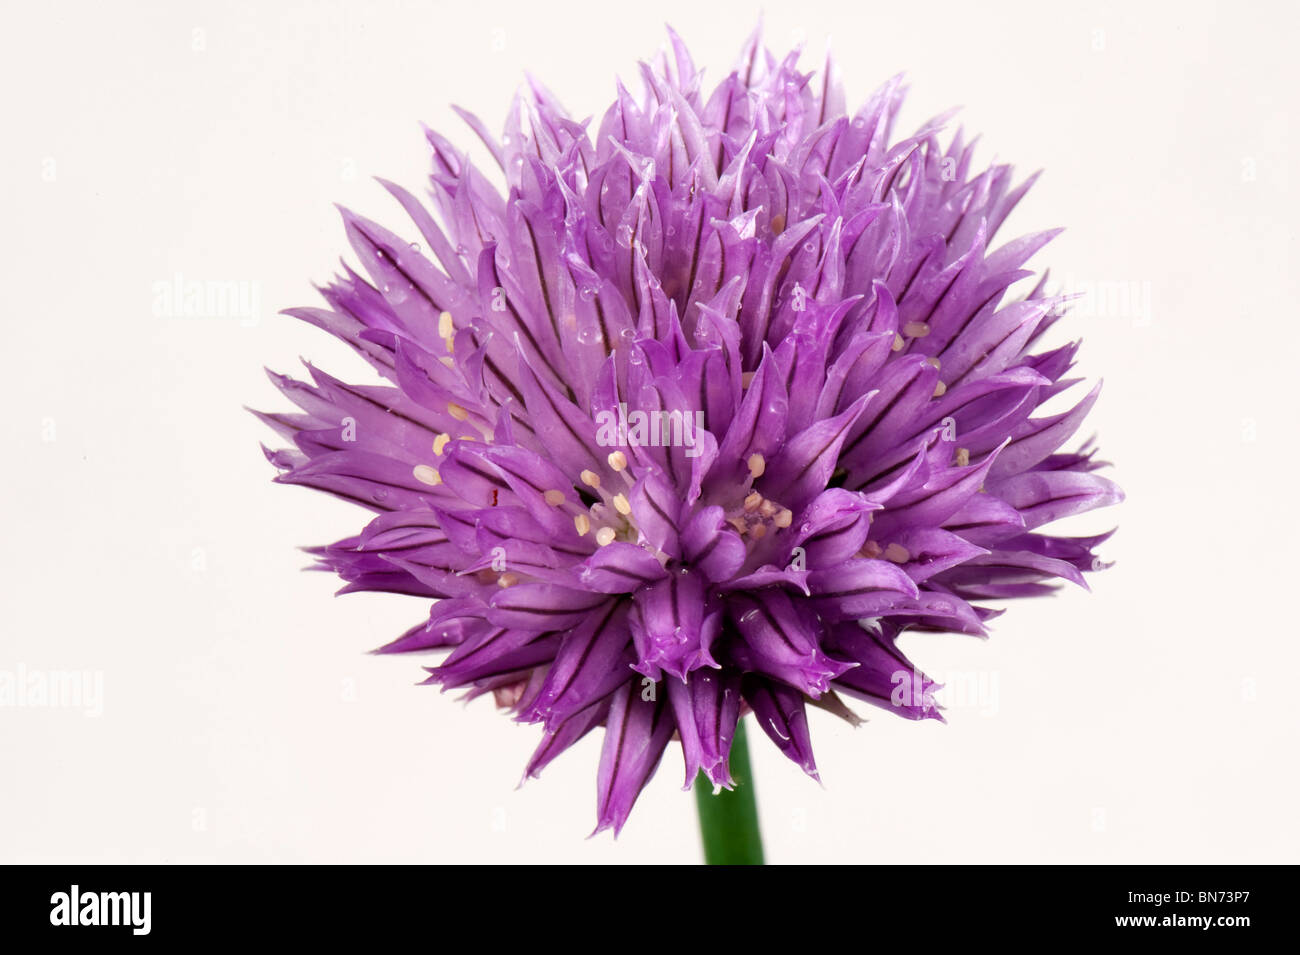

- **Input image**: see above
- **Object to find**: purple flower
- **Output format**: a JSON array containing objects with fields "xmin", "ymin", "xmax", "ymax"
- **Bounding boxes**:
[{"xmin": 257, "ymin": 28, "xmax": 1122, "ymax": 834}]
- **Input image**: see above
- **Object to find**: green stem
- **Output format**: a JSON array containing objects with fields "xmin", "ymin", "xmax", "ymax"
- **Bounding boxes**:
[{"xmin": 694, "ymin": 717, "xmax": 765, "ymax": 865}]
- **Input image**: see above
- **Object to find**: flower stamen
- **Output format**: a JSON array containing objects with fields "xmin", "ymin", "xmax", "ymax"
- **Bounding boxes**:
[
  {"xmin": 883, "ymin": 542, "xmax": 910, "ymax": 563},
  {"xmin": 413, "ymin": 465, "xmax": 442, "ymax": 486}
]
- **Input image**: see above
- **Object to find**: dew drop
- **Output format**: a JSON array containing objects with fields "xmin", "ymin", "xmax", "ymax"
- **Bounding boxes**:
[
  {"xmin": 803, "ymin": 241, "xmax": 816, "ymax": 253},
  {"xmin": 409, "ymin": 242, "xmax": 421, "ymax": 253}
]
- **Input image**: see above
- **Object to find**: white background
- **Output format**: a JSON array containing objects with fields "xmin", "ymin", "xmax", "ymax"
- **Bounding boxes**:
[{"xmin": 2, "ymin": 0, "xmax": 1296, "ymax": 863}]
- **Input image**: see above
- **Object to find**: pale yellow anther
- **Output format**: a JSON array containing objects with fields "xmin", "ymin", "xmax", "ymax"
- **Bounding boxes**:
[
  {"xmin": 741, "ymin": 372, "xmax": 756, "ymax": 389},
  {"xmin": 955, "ymin": 447, "xmax": 970, "ymax": 467},
  {"xmin": 892, "ymin": 333, "xmax": 905, "ymax": 352},
  {"xmin": 543, "ymin": 489, "xmax": 565, "ymax": 507},
  {"xmin": 758, "ymin": 499, "xmax": 778, "ymax": 518},
  {"xmin": 904, "ymin": 321, "xmax": 931, "ymax": 338},
  {"xmin": 447, "ymin": 402, "xmax": 469, "ymax": 421},
  {"xmin": 595, "ymin": 526, "xmax": 617, "ymax": 547},
  {"xmin": 743, "ymin": 491, "xmax": 763, "ymax": 512},
  {"xmin": 727, "ymin": 517, "xmax": 749, "ymax": 534},
  {"xmin": 774, "ymin": 508, "xmax": 793, "ymax": 528},
  {"xmin": 883, "ymin": 542, "xmax": 911, "ymax": 563},
  {"xmin": 862, "ymin": 540, "xmax": 883, "ymax": 559},
  {"xmin": 747, "ymin": 453, "xmax": 766, "ymax": 479},
  {"xmin": 750, "ymin": 523, "xmax": 767, "ymax": 540},
  {"xmin": 926, "ymin": 357, "xmax": 941, "ymax": 370},
  {"xmin": 607, "ymin": 450, "xmax": 628, "ymax": 472},
  {"xmin": 932, "ymin": 381, "xmax": 947, "ymax": 398},
  {"xmin": 580, "ymin": 469, "xmax": 601, "ymax": 489},
  {"xmin": 438, "ymin": 311, "xmax": 454, "ymax": 340},
  {"xmin": 433, "ymin": 433, "xmax": 450, "ymax": 456},
  {"xmin": 440, "ymin": 356, "xmax": 455, "ymax": 369},
  {"xmin": 770, "ymin": 213, "xmax": 786, "ymax": 235},
  {"xmin": 497, "ymin": 572, "xmax": 519, "ymax": 588},
  {"xmin": 574, "ymin": 513, "xmax": 591, "ymax": 536},
  {"xmin": 412, "ymin": 465, "xmax": 442, "ymax": 486},
  {"xmin": 612, "ymin": 493, "xmax": 631, "ymax": 516}
]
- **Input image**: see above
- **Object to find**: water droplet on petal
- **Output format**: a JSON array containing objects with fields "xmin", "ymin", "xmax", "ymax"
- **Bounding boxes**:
[{"xmin": 409, "ymin": 242, "xmax": 421, "ymax": 253}]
